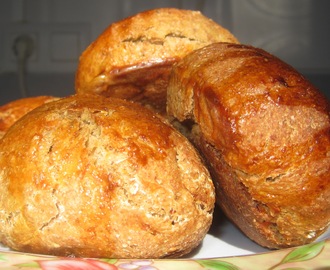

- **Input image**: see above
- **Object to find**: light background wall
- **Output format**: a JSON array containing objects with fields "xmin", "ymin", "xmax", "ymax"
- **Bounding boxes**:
[{"xmin": 1, "ymin": 0, "xmax": 330, "ymax": 105}]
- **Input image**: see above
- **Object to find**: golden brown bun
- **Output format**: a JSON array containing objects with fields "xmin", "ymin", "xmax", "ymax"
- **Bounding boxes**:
[
  {"xmin": 167, "ymin": 42, "xmax": 330, "ymax": 249},
  {"xmin": 0, "ymin": 96, "xmax": 59, "ymax": 138},
  {"xmin": 75, "ymin": 8, "xmax": 238, "ymax": 114},
  {"xmin": 0, "ymin": 94, "xmax": 215, "ymax": 258}
]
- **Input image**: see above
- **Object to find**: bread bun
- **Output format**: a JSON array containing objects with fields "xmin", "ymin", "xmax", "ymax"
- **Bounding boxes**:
[
  {"xmin": 0, "ymin": 94, "xmax": 215, "ymax": 258},
  {"xmin": 75, "ymin": 8, "xmax": 238, "ymax": 114},
  {"xmin": 0, "ymin": 96, "xmax": 59, "ymax": 138},
  {"xmin": 167, "ymin": 42, "xmax": 330, "ymax": 249}
]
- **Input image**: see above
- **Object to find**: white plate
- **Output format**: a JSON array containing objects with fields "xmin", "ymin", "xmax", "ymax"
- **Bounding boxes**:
[{"xmin": 188, "ymin": 209, "xmax": 269, "ymax": 258}]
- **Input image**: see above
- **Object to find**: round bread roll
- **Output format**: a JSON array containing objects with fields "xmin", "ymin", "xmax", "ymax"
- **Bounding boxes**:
[
  {"xmin": 0, "ymin": 94, "xmax": 215, "ymax": 259},
  {"xmin": 75, "ymin": 8, "xmax": 238, "ymax": 114},
  {"xmin": 167, "ymin": 42, "xmax": 330, "ymax": 249},
  {"xmin": 0, "ymin": 96, "xmax": 59, "ymax": 138}
]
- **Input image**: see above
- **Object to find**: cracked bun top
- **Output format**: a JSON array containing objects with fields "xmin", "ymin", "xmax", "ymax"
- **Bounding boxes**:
[
  {"xmin": 75, "ymin": 8, "xmax": 238, "ymax": 113},
  {"xmin": 0, "ymin": 94, "xmax": 215, "ymax": 259}
]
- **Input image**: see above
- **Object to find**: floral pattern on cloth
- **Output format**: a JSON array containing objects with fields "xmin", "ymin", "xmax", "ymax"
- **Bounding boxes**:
[{"xmin": 0, "ymin": 239, "xmax": 329, "ymax": 270}]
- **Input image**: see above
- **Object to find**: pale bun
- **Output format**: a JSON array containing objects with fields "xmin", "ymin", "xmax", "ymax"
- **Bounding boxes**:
[{"xmin": 0, "ymin": 94, "xmax": 215, "ymax": 258}]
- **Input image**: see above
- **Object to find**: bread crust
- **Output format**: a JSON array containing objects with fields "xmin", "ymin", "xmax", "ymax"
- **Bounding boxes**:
[
  {"xmin": 0, "ymin": 94, "xmax": 214, "ymax": 258},
  {"xmin": 167, "ymin": 42, "xmax": 330, "ymax": 249},
  {"xmin": 0, "ymin": 96, "xmax": 59, "ymax": 138},
  {"xmin": 75, "ymin": 8, "xmax": 238, "ymax": 113}
]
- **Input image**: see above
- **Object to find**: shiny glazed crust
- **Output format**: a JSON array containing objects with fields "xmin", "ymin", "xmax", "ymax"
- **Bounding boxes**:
[
  {"xmin": 0, "ymin": 96, "xmax": 59, "ymax": 138},
  {"xmin": 0, "ymin": 94, "xmax": 215, "ymax": 258},
  {"xmin": 75, "ymin": 8, "xmax": 238, "ymax": 113},
  {"xmin": 167, "ymin": 42, "xmax": 330, "ymax": 249}
]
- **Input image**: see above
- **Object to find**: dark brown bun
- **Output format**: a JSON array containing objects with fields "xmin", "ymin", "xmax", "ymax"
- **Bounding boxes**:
[
  {"xmin": 167, "ymin": 42, "xmax": 330, "ymax": 249},
  {"xmin": 75, "ymin": 8, "xmax": 238, "ymax": 114},
  {"xmin": 0, "ymin": 96, "xmax": 59, "ymax": 138},
  {"xmin": 0, "ymin": 94, "xmax": 215, "ymax": 258}
]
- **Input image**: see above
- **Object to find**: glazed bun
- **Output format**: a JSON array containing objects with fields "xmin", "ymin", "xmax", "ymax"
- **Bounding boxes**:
[
  {"xmin": 167, "ymin": 42, "xmax": 330, "ymax": 249},
  {"xmin": 75, "ymin": 8, "xmax": 238, "ymax": 113},
  {"xmin": 0, "ymin": 94, "xmax": 215, "ymax": 258},
  {"xmin": 0, "ymin": 96, "xmax": 59, "ymax": 138}
]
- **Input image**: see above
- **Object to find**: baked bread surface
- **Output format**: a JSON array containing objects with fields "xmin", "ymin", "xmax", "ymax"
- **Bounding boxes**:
[
  {"xmin": 75, "ymin": 8, "xmax": 238, "ymax": 113},
  {"xmin": 0, "ymin": 94, "xmax": 215, "ymax": 258},
  {"xmin": 167, "ymin": 42, "xmax": 330, "ymax": 249},
  {"xmin": 0, "ymin": 96, "xmax": 59, "ymax": 138}
]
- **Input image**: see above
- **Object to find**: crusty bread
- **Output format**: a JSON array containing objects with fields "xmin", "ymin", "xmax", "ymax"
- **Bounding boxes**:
[
  {"xmin": 0, "ymin": 96, "xmax": 59, "ymax": 138},
  {"xmin": 75, "ymin": 8, "xmax": 238, "ymax": 114},
  {"xmin": 167, "ymin": 42, "xmax": 330, "ymax": 249},
  {"xmin": 0, "ymin": 94, "xmax": 215, "ymax": 258}
]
